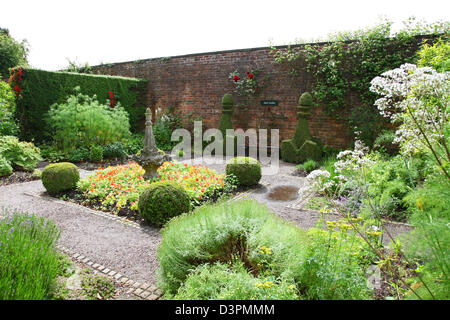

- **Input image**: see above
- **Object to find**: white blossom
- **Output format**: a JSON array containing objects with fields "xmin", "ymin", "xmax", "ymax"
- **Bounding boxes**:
[{"xmin": 370, "ymin": 64, "xmax": 449, "ymax": 156}]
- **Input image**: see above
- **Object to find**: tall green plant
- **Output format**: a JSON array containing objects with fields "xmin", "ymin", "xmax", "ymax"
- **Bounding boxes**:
[
  {"xmin": 48, "ymin": 88, "xmax": 131, "ymax": 153},
  {"xmin": 0, "ymin": 81, "xmax": 17, "ymax": 136}
]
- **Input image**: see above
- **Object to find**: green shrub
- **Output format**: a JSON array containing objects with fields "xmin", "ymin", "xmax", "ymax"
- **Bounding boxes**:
[
  {"xmin": 157, "ymin": 200, "xmax": 308, "ymax": 296},
  {"xmin": 13, "ymin": 68, "xmax": 147, "ymax": 142},
  {"xmin": 303, "ymin": 159, "xmax": 318, "ymax": 173},
  {"xmin": 0, "ymin": 155, "xmax": 13, "ymax": 177},
  {"xmin": 39, "ymin": 144, "xmax": 67, "ymax": 163},
  {"xmin": 102, "ymin": 142, "xmax": 127, "ymax": 159},
  {"xmin": 0, "ymin": 212, "xmax": 60, "ymax": 300},
  {"xmin": 299, "ymin": 225, "xmax": 373, "ymax": 300},
  {"xmin": 48, "ymin": 88, "xmax": 131, "ymax": 153},
  {"xmin": 225, "ymin": 157, "xmax": 262, "ymax": 186},
  {"xmin": 171, "ymin": 262, "xmax": 298, "ymax": 300},
  {"xmin": 79, "ymin": 268, "xmax": 115, "ymax": 300},
  {"xmin": 0, "ymin": 135, "xmax": 42, "ymax": 171},
  {"xmin": 417, "ymin": 38, "xmax": 450, "ymax": 72},
  {"xmin": 138, "ymin": 181, "xmax": 191, "ymax": 227},
  {"xmin": 89, "ymin": 145, "xmax": 103, "ymax": 162},
  {"xmin": 296, "ymin": 159, "xmax": 318, "ymax": 173},
  {"xmin": 41, "ymin": 162, "xmax": 80, "ymax": 195},
  {"xmin": 122, "ymin": 133, "xmax": 144, "ymax": 155},
  {"xmin": 360, "ymin": 153, "xmax": 427, "ymax": 220},
  {"xmin": 0, "ymin": 81, "xmax": 18, "ymax": 136},
  {"xmin": 68, "ymin": 147, "xmax": 89, "ymax": 163}
]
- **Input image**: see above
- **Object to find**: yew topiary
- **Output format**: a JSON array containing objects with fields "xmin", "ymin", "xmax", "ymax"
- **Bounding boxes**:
[
  {"xmin": 281, "ymin": 92, "xmax": 322, "ymax": 163},
  {"xmin": 138, "ymin": 180, "xmax": 191, "ymax": 227},
  {"xmin": 225, "ymin": 157, "xmax": 261, "ymax": 186},
  {"xmin": 217, "ymin": 93, "xmax": 239, "ymax": 156},
  {"xmin": 41, "ymin": 162, "xmax": 79, "ymax": 195}
]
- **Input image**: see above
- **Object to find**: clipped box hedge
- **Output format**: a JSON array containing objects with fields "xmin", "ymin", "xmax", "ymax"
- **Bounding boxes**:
[{"xmin": 12, "ymin": 68, "xmax": 147, "ymax": 142}]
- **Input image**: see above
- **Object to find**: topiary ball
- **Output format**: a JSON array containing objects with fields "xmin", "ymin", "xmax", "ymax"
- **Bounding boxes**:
[
  {"xmin": 138, "ymin": 181, "xmax": 191, "ymax": 227},
  {"xmin": 41, "ymin": 162, "xmax": 80, "ymax": 195},
  {"xmin": 298, "ymin": 92, "xmax": 313, "ymax": 106},
  {"xmin": 225, "ymin": 157, "xmax": 262, "ymax": 186}
]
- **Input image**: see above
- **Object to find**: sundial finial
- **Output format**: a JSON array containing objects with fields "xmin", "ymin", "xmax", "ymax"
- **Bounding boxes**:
[{"xmin": 145, "ymin": 107, "xmax": 152, "ymax": 124}]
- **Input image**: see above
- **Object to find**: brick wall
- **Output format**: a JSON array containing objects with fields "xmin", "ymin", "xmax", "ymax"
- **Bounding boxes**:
[{"xmin": 91, "ymin": 45, "xmax": 360, "ymax": 149}]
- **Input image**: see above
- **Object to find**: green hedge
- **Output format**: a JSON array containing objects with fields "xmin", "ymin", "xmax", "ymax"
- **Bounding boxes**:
[{"xmin": 12, "ymin": 68, "xmax": 147, "ymax": 142}]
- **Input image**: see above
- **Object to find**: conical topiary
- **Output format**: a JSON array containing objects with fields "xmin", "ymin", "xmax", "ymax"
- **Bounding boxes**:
[
  {"xmin": 218, "ymin": 93, "xmax": 234, "ymax": 135},
  {"xmin": 281, "ymin": 92, "xmax": 322, "ymax": 163},
  {"xmin": 218, "ymin": 93, "xmax": 237, "ymax": 156}
]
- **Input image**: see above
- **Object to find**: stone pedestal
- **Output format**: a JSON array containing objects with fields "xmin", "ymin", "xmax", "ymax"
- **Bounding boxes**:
[{"xmin": 133, "ymin": 108, "xmax": 171, "ymax": 179}]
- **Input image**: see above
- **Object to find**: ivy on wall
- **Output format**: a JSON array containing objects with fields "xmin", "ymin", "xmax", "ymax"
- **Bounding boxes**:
[{"xmin": 271, "ymin": 19, "xmax": 449, "ymax": 146}]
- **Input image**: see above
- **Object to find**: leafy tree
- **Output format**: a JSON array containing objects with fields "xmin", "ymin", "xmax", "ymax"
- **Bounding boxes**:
[{"xmin": 0, "ymin": 28, "xmax": 28, "ymax": 78}]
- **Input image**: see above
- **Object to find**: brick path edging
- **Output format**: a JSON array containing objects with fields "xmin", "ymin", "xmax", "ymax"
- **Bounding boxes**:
[{"xmin": 58, "ymin": 245, "xmax": 163, "ymax": 300}]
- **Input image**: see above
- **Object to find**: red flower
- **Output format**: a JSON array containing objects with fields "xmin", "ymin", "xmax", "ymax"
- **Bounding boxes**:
[
  {"xmin": 233, "ymin": 75, "xmax": 240, "ymax": 82},
  {"xmin": 247, "ymin": 73, "xmax": 254, "ymax": 79}
]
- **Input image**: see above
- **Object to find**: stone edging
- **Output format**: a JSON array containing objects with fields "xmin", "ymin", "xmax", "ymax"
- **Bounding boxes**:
[{"xmin": 58, "ymin": 245, "xmax": 162, "ymax": 300}]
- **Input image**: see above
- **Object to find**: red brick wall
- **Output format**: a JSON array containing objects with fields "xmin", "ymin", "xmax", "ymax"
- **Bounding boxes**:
[{"xmin": 92, "ymin": 46, "xmax": 354, "ymax": 149}]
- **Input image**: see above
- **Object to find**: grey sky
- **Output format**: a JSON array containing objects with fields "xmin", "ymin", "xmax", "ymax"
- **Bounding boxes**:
[{"xmin": 2, "ymin": 0, "xmax": 449, "ymax": 71}]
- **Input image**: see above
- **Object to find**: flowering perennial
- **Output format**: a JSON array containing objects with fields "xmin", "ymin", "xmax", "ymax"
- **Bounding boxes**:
[
  {"xmin": 108, "ymin": 90, "xmax": 117, "ymax": 108},
  {"xmin": 229, "ymin": 70, "xmax": 263, "ymax": 97},
  {"xmin": 9, "ymin": 67, "xmax": 23, "ymax": 96},
  {"xmin": 370, "ymin": 63, "xmax": 450, "ymax": 157}
]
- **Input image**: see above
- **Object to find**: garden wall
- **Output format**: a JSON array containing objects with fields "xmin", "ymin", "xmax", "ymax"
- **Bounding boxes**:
[
  {"xmin": 12, "ymin": 68, "xmax": 147, "ymax": 142},
  {"xmin": 90, "ymin": 38, "xmax": 429, "ymax": 149}
]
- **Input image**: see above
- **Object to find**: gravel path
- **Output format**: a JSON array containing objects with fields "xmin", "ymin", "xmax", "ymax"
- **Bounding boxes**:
[
  {"xmin": 0, "ymin": 159, "xmax": 413, "ymax": 287},
  {"xmin": 0, "ymin": 170, "xmax": 161, "ymax": 285}
]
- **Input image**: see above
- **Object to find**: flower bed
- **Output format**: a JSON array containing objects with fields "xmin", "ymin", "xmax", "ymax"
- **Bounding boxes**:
[{"xmin": 74, "ymin": 161, "xmax": 228, "ymax": 221}]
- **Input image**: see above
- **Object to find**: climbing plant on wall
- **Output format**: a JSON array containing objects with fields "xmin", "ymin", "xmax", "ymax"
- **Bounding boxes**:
[{"xmin": 271, "ymin": 18, "xmax": 449, "ymax": 146}]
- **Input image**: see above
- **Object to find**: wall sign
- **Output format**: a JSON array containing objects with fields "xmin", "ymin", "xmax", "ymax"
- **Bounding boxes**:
[{"xmin": 260, "ymin": 100, "xmax": 279, "ymax": 106}]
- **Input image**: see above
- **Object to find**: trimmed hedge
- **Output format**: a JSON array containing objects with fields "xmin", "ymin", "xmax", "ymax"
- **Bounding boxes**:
[
  {"xmin": 138, "ymin": 180, "xmax": 191, "ymax": 227},
  {"xmin": 12, "ymin": 68, "xmax": 147, "ymax": 142},
  {"xmin": 41, "ymin": 162, "xmax": 79, "ymax": 195},
  {"xmin": 225, "ymin": 157, "xmax": 262, "ymax": 186}
]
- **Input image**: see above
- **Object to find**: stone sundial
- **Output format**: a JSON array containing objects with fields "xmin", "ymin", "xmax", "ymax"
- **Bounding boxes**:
[{"xmin": 133, "ymin": 107, "xmax": 171, "ymax": 179}]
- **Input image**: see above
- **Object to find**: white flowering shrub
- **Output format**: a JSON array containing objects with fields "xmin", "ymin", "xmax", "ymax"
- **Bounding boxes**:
[
  {"xmin": 299, "ymin": 169, "xmax": 332, "ymax": 196},
  {"xmin": 370, "ymin": 63, "xmax": 449, "ymax": 179}
]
